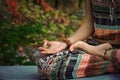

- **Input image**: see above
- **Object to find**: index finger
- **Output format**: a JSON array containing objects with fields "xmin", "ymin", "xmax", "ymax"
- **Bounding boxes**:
[
  {"xmin": 43, "ymin": 40, "xmax": 48, "ymax": 48},
  {"xmin": 43, "ymin": 40, "xmax": 52, "ymax": 48}
]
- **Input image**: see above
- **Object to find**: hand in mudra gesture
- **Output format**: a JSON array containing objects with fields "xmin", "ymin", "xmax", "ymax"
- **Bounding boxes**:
[{"xmin": 39, "ymin": 40, "xmax": 67, "ymax": 54}]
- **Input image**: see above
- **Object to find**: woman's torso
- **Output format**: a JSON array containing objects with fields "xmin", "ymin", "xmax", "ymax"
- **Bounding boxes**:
[{"xmin": 92, "ymin": 0, "xmax": 120, "ymax": 45}]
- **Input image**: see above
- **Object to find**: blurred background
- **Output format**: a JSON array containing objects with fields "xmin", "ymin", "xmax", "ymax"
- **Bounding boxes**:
[{"xmin": 0, "ymin": 0, "xmax": 84, "ymax": 65}]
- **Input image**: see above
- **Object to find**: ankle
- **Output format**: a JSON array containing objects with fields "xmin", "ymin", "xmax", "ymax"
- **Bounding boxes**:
[
  {"xmin": 103, "ymin": 48, "xmax": 113, "ymax": 60},
  {"xmin": 93, "ymin": 47, "xmax": 105, "ymax": 57}
]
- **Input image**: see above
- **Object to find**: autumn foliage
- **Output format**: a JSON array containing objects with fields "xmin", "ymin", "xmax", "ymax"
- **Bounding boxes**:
[
  {"xmin": 6, "ymin": 0, "xmax": 54, "ymax": 24},
  {"xmin": 6, "ymin": 0, "xmax": 25, "ymax": 23},
  {"xmin": 1, "ymin": 0, "xmax": 83, "ymax": 65}
]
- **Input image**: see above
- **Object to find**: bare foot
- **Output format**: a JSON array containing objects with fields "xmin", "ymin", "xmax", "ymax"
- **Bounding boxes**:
[
  {"xmin": 92, "ymin": 43, "xmax": 112, "ymax": 60},
  {"xmin": 70, "ymin": 41, "xmax": 113, "ymax": 60}
]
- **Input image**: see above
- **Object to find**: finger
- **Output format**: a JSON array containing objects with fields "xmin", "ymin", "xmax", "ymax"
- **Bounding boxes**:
[
  {"xmin": 69, "ymin": 44, "xmax": 78, "ymax": 51},
  {"xmin": 41, "ymin": 51, "xmax": 48, "ymax": 54},
  {"xmin": 50, "ymin": 48, "xmax": 60, "ymax": 53},
  {"xmin": 41, "ymin": 49, "xmax": 53, "ymax": 54},
  {"xmin": 69, "ymin": 45, "xmax": 74, "ymax": 51},
  {"xmin": 41, "ymin": 48, "xmax": 60, "ymax": 54},
  {"xmin": 43, "ymin": 40, "xmax": 52, "ymax": 48},
  {"xmin": 39, "ymin": 47, "xmax": 48, "ymax": 51},
  {"xmin": 46, "ymin": 40, "xmax": 52, "ymax": 46},
  {"xmin": 43, "ymin": 40, "xmax": 48, "ymax": 48}
]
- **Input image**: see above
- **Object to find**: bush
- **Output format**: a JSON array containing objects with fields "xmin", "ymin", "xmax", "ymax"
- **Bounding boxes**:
[{"xmin": 0, "ymin": 0, "xmax": 83, "ymax": 65}]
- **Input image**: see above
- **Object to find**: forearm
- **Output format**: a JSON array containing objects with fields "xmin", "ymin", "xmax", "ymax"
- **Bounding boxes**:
[
  {"xmin": 68, "ymin": 22, "xmax": 94, "ymax": 44},
  {"xmin": 67, "ymin": 0, "xmax": 94, "ymax": 44}
]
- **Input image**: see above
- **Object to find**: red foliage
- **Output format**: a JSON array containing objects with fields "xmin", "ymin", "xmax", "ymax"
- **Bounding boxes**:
[
  {"xmin": 6, "ymin": 0, "xmax": 25, "ymax": 24},
  {"xmin": 6, "ymin": 0, "xmax": 53, "ymax": 23},
  {"xmin": 37, "ymin": 0, "xmax": 54, "ymax": 11}
]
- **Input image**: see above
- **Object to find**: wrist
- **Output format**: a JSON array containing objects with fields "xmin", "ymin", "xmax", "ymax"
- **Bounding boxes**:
[
  {"xmin": 60, "ymin": 34, "xmax": 73, "ymax": 47},
  {"xmin": 61, "ymin": 38, "xmax": 72, "ymax": 46}
]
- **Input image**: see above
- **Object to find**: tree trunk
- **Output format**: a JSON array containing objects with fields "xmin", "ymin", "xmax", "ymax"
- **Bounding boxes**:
[{"xmin": 46, "ymin": 0, "xmax": 81, "ymax": 14}]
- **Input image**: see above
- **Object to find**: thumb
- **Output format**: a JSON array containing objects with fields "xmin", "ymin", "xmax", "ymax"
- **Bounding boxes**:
[{"xmin": 69, "ymin": 45, "xmax": 74, "ymax": 51}]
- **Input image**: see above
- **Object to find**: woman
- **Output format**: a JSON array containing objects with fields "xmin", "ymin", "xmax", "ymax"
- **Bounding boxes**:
[{"xmin": 38, "ymin": 0, "xmax": 120, "ymax": 80}]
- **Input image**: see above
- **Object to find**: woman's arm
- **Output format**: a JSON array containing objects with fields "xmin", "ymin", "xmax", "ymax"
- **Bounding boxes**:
[
  {"xmin": 39, "ymin": 0, "xmax": 94, "ymax": 54},
  {"xmin": 68, "ymin": 0, "xmax": 94, "ymax": 44}
]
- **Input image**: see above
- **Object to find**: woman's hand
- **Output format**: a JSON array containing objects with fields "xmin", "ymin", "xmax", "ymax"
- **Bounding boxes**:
[
  {"xmin": 39, "ymin": 40, "xmax": 67, "ymax": 54},
  {"xmin": 69, "ymin": 41, "xmax": 93, "ymax": 53},
  {"xmin": 69, "ymin": 41, "xmax": 113, "ymax": 60}
]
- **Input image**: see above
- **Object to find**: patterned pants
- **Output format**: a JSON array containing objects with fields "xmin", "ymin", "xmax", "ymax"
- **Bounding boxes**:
[{"xmin": 37, "ymin": 49, "xmax": 120, "ymax": 80}]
